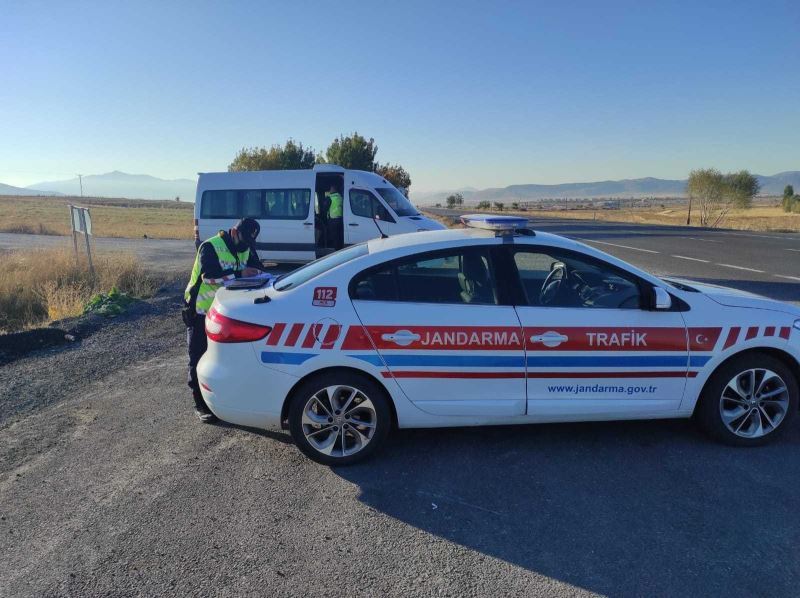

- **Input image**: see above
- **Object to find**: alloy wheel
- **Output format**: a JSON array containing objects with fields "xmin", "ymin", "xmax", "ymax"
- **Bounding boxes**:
[
  {"xmin": 301, "ymin": 385, "xmax": 377, "ymax": 458},
  {"xmin": 720, "ymin": 368, "xmax": 789, "ymax": 438}
]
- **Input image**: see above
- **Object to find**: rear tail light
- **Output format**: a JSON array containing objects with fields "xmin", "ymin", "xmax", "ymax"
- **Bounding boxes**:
[
  {"xmin": 193, "ymin": 218, "xmax": 199, "ymax": 241},
  {"xmin": 205, "ymin": 307, "xmax": 272, "ymax": 343}
]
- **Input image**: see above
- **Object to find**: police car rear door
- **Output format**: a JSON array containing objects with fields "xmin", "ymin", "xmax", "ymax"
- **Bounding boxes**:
[
  {"xmin": 348, "ymin": 245, "xmax": 526, "ymax": 417},
  {"xmin": 510, "ymin": 245, "xmax": 692, "ymax": 416}
]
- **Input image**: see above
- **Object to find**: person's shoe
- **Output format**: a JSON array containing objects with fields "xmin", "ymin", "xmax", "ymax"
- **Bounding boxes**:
[{"xmin": 194, "ymin": 405, "xmax": 218, "ymax": 423}]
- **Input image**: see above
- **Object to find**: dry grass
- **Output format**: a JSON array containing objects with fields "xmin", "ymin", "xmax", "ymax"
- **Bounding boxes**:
[
  {"xmin": 426, "ymin": 203, "xmax": 800, "ymax": 232},
  {"xmin": 0, "ymin": 195, "xmax": 194, "ymax": 239},
  {"xmin": 0, "ymin": 247, "xmax": 162, "ymax": 333}
]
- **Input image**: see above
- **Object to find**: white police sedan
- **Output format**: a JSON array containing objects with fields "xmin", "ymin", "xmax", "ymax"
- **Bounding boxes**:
[{"xmin": 198, "ymin": 215, "xmax": 800, "ymax": 464}]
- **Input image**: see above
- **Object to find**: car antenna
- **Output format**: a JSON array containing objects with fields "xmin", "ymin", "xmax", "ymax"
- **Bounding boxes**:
[{"xmin": 372, "ymin": 215, "xmax": 389, "ymax": 239}]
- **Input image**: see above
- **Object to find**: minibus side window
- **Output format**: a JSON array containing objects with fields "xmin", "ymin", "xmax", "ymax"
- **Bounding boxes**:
[
  {"xmin": 201, "ymin": 189, "xmax": 311, "ymax": 219},
  {"xmin": 264, "ymin": 189, "xmax": 311, "ymax": 220},
  {"xmin": 201, "ymin": 190, "xmax": 238, "ymax": 218},
  {"xmin": 242, "ymin": 190, "xmax": 262, "ymax": 217}
]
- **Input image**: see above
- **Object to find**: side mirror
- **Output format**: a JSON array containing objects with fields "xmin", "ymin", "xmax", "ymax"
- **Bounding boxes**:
[{"xmin": 653, "ymin": 287, "xmax": 672, "ymax": 310}]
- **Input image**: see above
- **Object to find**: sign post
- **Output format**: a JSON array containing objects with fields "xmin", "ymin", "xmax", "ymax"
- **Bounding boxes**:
[{"xmin": 68, "ymin": 204, "xmax": 95, "ymax": 276}]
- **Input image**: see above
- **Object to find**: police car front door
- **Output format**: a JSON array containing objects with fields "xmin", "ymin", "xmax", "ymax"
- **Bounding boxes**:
[
  {"xmin": 511, "ymin": 247, "xmax": 695, "ymax": 417},
  {"xmin": 350, "ymin": 247, "xmax": 526, "ymax": 417}
]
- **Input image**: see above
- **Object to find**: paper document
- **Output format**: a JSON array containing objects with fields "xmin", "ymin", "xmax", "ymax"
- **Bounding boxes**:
[{"xmin": 222, "ymin": 272, "xmax": 275, "ymax": 287}]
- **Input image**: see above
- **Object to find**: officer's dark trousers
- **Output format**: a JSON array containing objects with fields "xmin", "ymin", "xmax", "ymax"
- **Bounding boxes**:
[
  {"xmin": 328, "ymin": 217, "xmax": 344, "ymax": 250},
  {"xmin": 187, "ymin": 313, "xmax": 208, "ymax": 409}
]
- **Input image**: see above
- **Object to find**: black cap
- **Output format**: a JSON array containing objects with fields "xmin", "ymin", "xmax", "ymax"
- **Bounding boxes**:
[{"xmin": 235, "ymin": 217, "xmax": 260, "ymax": 238}]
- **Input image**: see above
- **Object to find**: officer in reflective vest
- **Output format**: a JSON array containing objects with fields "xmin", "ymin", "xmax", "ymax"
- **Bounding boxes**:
[
  {"xmin": 325, "ymin": 184, "xmax": 344, "ymax": 250},
  {"xmin": 184, "ymin": 217, "xmax": 264, "ymax": 421}
]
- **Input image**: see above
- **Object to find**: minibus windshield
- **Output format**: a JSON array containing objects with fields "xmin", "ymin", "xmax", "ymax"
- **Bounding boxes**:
[{"xmin": 375, "ymin": 187, "xmax": 419, "ymax": 217}]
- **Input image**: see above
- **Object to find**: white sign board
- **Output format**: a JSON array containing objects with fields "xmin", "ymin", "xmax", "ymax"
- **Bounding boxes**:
[
  {"xmin": 68, "ymin": 205, "xmax": 94, "ymax": 275},
  {"xmin": 69, "ymin": 205, "xmax": 92, "ymax": 235}
]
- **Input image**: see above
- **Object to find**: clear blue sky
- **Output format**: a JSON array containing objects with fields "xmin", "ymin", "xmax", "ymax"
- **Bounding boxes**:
[{"xmin": 2, "ymin": 0, "xmax": 798, "ymax": 193}]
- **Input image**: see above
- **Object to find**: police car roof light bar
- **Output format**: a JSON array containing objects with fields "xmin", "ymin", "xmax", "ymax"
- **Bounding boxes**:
[{"xmin": 460, "ymin": 214, "xmax": 534, "ymax": 237}]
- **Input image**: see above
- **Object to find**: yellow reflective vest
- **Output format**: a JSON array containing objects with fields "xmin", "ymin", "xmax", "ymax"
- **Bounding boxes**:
[{"xmin": 184, "ymin": 234, "xmax": 249, "ymax": 315}]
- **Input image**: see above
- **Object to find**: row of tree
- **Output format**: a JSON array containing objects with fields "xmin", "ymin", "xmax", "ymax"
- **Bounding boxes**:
[
  {"xmin": 227, "ymin": 134, "xmax": 412, "ymax": 193},
  {"xmin": 686, "ymin": 169, "xmax": 759, "ymax": 227}
]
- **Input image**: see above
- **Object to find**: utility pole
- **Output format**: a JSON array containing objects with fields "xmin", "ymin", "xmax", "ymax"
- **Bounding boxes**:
[{"xmin": 77, "ymin": 174, "xmax": 83, "ymax": 198}]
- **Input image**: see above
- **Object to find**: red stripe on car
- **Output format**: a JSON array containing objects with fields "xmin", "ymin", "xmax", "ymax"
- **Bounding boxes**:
[
  {"xmin": 383, "ymin": 371, "xmax": 526, "ymax": 379},
  {"xmin": 764, "ymin": 326, "xmax": 775, "ymax": 337},
  {"xmin": 746, "ymin": 326, "xmax": 759, "ymax": 340},
  {"xmin": 780, "ymin": 326, "xmax": 791, "ymax": 339},
  {"xmin": 284, "ymin": 323, "xmax": 304, "ymax": 347},
  {"xmin": 382, "ymin": 370, "xmax": 698, "ymax": 379},
  {"xmin": 302, "ymin": 324, "xmax": 322, "ymax": 348},
  {"xmin": 266, "ymin": 323, "xmax": 286, "ymax": 346},
  {"xmin": 526, "ymin": 371, "xmax": 697, "ymax": 378},
  {"xmin": 688, "ymin": 327, "xmax": 722, "ymax": 351},
  {"xmin": 321, "ymin": 325, "xmax": 342, "ymax": 349},
  {"xmin": 345, "ymin": 326, "xmax": 698, "ymax": 352},
  {"xmin": 723, "ymin": 327, "xmax": 740, "ymax": 349}
]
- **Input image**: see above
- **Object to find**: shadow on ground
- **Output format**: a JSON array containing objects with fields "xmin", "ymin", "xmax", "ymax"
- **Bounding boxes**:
[{"xmin": 334, "ymin": 418, "xmax": 800, "ymax": 595}]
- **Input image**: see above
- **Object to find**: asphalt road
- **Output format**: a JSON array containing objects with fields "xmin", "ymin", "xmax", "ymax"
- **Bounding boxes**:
[
  {"xmin": 5, "ymin": 220, "xmax": 800, "ymax": 303},
  {"xmin": 2, "ymin": 288, "xmax": 799, "ymax": 597},
  {"xmin": 428, "ymin": 208, "xmax": 800, "ymax": 303},
  {"xmin": 2, "ymin": 220, "xmax": 800, "ymax": 596},
  {"xmin": 0, "ymin": 232, "xmax": 197, "ymax": 273}
]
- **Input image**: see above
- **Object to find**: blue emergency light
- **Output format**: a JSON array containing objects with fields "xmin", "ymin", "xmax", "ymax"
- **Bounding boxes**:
[{"xmin": 460, "ymin": 214, "xmax": 531, "ymax": 231}]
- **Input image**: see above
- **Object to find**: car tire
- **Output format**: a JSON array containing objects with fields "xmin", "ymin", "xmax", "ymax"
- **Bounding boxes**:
[
  {"xmin": 696, "ymin": 352, "xmax": 798, "ymax": 446},
  {"xmin": 288, "ymin": 370, "xmax": 392, "ymax": 465}
]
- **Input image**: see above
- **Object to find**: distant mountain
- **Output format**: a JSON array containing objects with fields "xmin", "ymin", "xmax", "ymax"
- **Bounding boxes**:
[
  {"xmin": 28, "ymin": 171, "xmax": 197, "ymax": 201},
  {"xmin": 0, "ymin": 182, "xmax": 63, "ymax": 196},
  {"xmin": 412, "ymin": 171, "xmax": 800, "ymax": 205}
]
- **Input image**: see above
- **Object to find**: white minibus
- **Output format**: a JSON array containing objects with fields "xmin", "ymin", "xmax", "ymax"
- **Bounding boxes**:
[{"xmin": 193, "ymin": 164, "xmax": 444, "ymax": 262}]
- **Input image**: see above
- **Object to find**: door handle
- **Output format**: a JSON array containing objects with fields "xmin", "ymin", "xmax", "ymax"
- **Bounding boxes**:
[
  {"xmin": 381, "ymin": 330, "xmax": 421, "ymax": 346},
  {"xmin": 303, "ymin": 222, "xmax": 313, "ymax": 226},
  {"xmin": 530, "ymin": 331, "xmax": 569, "ymax": 348},
  {"xmin": 349, "ymin": 223, "xmax": 359, "ymax": 227}
]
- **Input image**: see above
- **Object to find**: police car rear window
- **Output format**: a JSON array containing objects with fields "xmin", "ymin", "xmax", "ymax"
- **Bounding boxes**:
[{"xmin": 273, "ymin": 244, "xmax": 368, "ymax": 291}]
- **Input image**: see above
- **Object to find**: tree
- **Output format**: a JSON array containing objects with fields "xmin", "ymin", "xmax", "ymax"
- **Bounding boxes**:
[
  {"xmin": 325, "ymin": 132, "xmax": 378, "ymax": 171},
  {"xmin": 511, "ymin": 202, "xmax": 520, "ymax": 211},
  {"xmin": 375, "ymin": 163, "xmax": 411, "ymax": 195},
  {"xmin": 493, "ymin": 201, "xmax": 505, "ymax": 211},
  {"xmin": 477, "ymin": 200, "xmax": 491, "ymax": 210},
  {"xmin": 228, "ymin": 139, "xmax": 317, "ymax": 171},
  {"xmin": 687, "ymin": 168, "xmax": 724, "ymax": 227},
  {"xmin": 783, "ymin": 185, "xmax": 796, "ymax": 212},
  {"xmin": 723, "ymin": 170, "xmax": 759, "ymax": 209},
  {"xmin": 445, "ymin": 193, "xmax": 464, "ymax": 209},
  {"xmin": 686, "ymin": 168, "xmax": 757, "ymax": 227}
]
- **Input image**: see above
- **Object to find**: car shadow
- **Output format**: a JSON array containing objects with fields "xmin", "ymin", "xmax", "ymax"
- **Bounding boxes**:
[
  {"xmin": 333, "ymin": 418, "xmax": 800, "ymax": 596},
  {"xmin": 213, "ymin": 420, "xmax": 294, "ymax": 445}
]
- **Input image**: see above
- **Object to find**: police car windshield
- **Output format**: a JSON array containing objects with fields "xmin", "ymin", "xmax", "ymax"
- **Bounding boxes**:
[
  {"xmin": 375, "ymin": 187, "xmax": 419, "ymax": 217},
  {"xmin": 273, "ymin": 244, "xmax": 369, "ymax": 291}
]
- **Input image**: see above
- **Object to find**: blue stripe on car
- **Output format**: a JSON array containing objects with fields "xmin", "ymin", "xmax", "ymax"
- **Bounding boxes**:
[
  {"xmin": 346, "ymin": 354, "xmax": 709, "ymax": 368},
  {"xmin": 261, "ymin": 352, "xmax": 318, "ymax": 365}
]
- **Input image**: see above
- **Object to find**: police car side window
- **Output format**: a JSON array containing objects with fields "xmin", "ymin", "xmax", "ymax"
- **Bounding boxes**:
[
  {"xmin": 351, "ymin": 248, "xmax": 497, "ymax": 305},
  {"xmin": 514, "ymin": 249, "xmax": 641, "ymax": 309}
]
